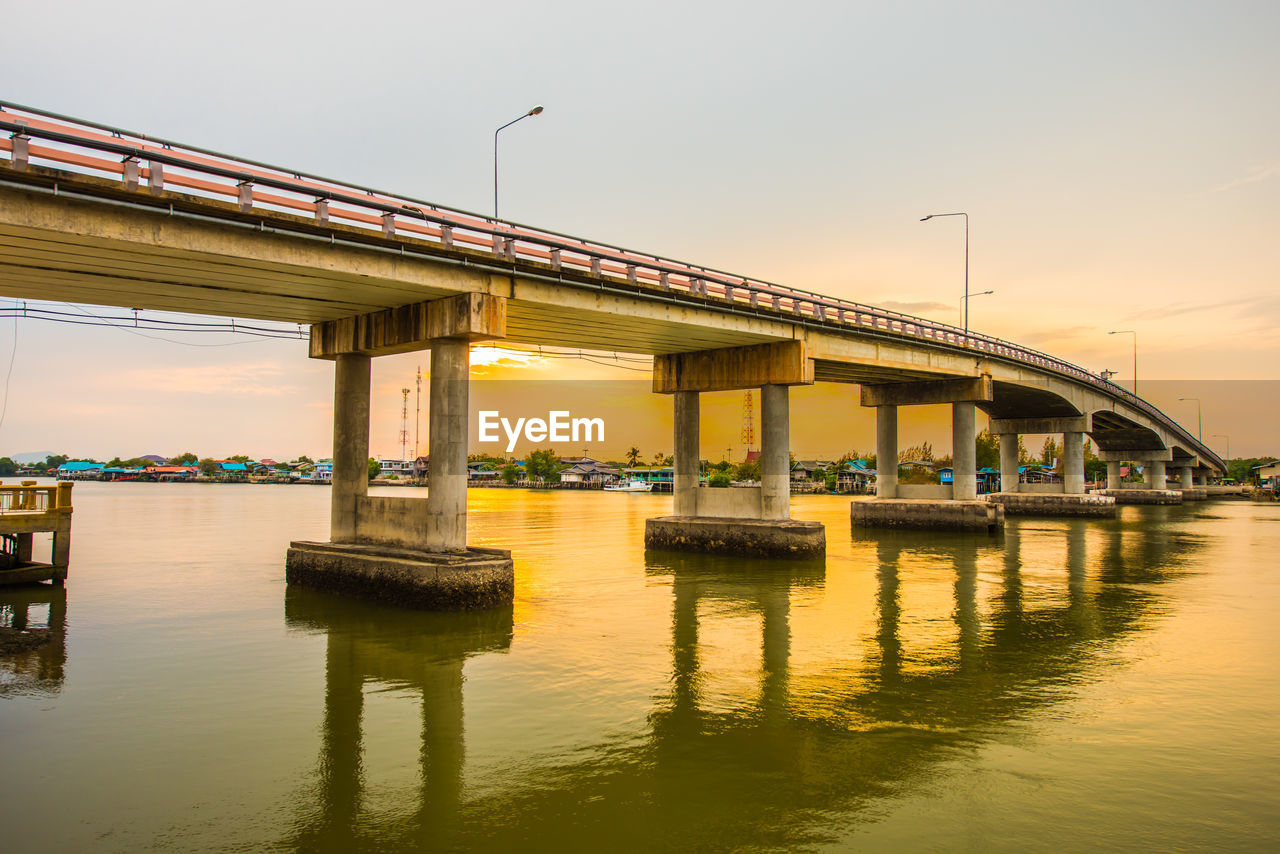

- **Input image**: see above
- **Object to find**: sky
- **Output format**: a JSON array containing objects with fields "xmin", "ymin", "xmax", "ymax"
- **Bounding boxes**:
[{"xmin": 0, "ymin": 0, "xmax": 1276, "ymax": 461}]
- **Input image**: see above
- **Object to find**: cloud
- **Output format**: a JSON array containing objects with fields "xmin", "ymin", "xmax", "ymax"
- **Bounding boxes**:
[
  {"xmin": 1123, "ymin": 295, "xmax": 1274, "ymax": 323},
  {"xmin": 116, "ymin": 363, "xmax": 299, "ymax": 395},
  {"xmin": 1016, "ymin": 326, "xmax": 1097, "ymax": 347},
  {"xmin": 1211, "ymin": 162, "xmax": 1280, "ymax": 193}
]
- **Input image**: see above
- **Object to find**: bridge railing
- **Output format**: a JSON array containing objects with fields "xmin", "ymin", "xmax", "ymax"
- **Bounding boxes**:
[
  {"xmin": 0, "ymin": 102, "xmax": 1221, "ymax": 469},
  {"xmin": 0, "ymin": 482, "xmax": 72, "ymax": 515}
]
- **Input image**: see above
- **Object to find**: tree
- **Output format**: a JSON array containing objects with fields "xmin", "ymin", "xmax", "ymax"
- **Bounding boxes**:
[
  {"xmin": 709, "ymin": 472, "xmax": 731, "ymax": 488},
  {"xmin": 0, "ymin": 457, "xmax": 16, "ymax": 476},
  {"xmin": 501, "ymin": 464, "xmax": 520, "ymax": 485},
  {"xmin": 626, "ymin": 447, "xmax": 641, "ymax": 468},
  {"xmin": 975, "ymin": 429, "xmax": 1000, "ymax": 471},
  {"xmin": 651, "ymin": 451, "xmax": 666, "ymax": 467},
  {"xmin": 367, "ymin": 458, "xmax": 381, "ymax": 480},
  {"xmin": 899, "ymin": 442, "xmax": 933, "ymax": 463},
  {"xmin": 526, "ymin": 449, "xmax": 562, "ymax": 482},
  {"xmin": 230, "ymin": 455, "xmax": 252, "ymax": 464},
  {"xmin": 199, "ymin": 458, "xmax": 218, "ymax": 476},
  {"xmin": 293, "ymin": 455, "xmax": 314, "ymax": 465},
  {"xmin": 1040, "ymin": 437, "xmax": 1060, "ymax": 467},
  {"xmin": 734, "ymin": 459, "xmax": 761, "ymax": 482},
  {"xmin": 1083, "ymin": 440, "xmax": 1107, "ymax": 483},
  {"xmin": 43, "ymin": 454, "xmax": 69, "ymax": 472},
  {"xmin": 171, "ymin": 452, "xmax": 199, "ymax": 465}
]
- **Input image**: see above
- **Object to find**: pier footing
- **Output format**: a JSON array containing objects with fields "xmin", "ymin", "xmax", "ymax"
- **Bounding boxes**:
[
  {"xmin": 1177, "ymin": 488, "xmax": 1208, "ymax": 501},
  {"xmin": 852, "ymin": 499, "xmax": 1005, "ymax": 533},
  {"xmin": 986, "ymin": 492, "xmax": 1117, "ymax": 518},
  {"xmin": 285, "ymin": 541, "xmax": 513, "ymax": 610},
  {"xmin": 644, "ymin": 516, "xmax": 825, "ymax": 558},
  {"xmin": 1093, "ymin": 489, "xmax": 1183, "ymax": 505}
]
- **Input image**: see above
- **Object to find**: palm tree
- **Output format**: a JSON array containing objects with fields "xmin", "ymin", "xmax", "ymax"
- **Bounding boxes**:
[{"xmin": 626, "ymin": 447, "xmax": 641, "ymax": 467}]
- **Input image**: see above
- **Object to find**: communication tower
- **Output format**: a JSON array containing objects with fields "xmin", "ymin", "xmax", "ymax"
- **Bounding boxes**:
[
  {"xmin": 414, "ymin": 366, "xmax": 422, "ymax": 458},
  {"xmin": 740, "ymin": 390, "xmax": 756, "ymax": 458},
  {"xmin": 399, "ymin": 387, "xmax": 411, "ymax": 462}
]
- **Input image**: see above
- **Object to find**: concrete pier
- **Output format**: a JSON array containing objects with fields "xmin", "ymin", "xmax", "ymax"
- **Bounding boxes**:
[
  {"xmin": 0, "ymin": 481, "xmax": 73, "ymax": 585},
  {"xmin": 987, "ymin": 492, "xmax": 1117, "ymax": 518},
  {"xmin": 1094, "ymin": 488, "xmax": 1183, "ymax": 505},
  {"xmin": 645, "ymin": 347, "xmax": 825, "ymax": 558},
  {"xmin": 876, "ymin": 405, "xmax": 898, "ymax": 499},
  {"xmin": 852, "ymin": 499, "xmax": 1004, "ymax": 533},
  {"xmin": 1000, "ymin": 434, "xmax": 1020, "ymax": 494},
  {"xmin": 1063, "ymin": 432, "xmax": 1085, "ymax": 495},
  {"xmin": 288, "ymin": 293, "xmax": 514, "ymax": 610},
  {"xmin": 952, "ymin": 402, "xmax": 976, "ymax": 501}
]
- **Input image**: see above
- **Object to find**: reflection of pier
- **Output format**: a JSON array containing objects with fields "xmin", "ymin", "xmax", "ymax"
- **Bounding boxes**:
[
  {"xmin": 0, "ymin": 583, "xmax": 67, "ymax": 696},
  {"xmin": 0, "ymin": 482, "xmax": 72, "ymax": 585},
  {"xmin": 280, "ymin": 520, "xmax": 1192, "ymax": 850},
  {"xmin": 281, "ymin": 587, "xmax": 512, "ymax": 852}
]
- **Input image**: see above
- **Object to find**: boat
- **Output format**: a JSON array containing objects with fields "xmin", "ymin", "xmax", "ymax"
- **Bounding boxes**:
[{"xmin": 604, "ymin": 479, "xmax": 653, "ymax": 493}]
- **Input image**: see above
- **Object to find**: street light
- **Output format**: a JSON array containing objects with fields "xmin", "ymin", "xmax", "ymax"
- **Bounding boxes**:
[
  {"xmin": 921, "ymin": 212, "xmax": 970, "ymax": 334},
  {"xmin": 1212, "ymin": 433, "xmax": 1230, "ymax": 461},
  {"xmin": 1108, "ymin": 330, "xmax": 1137, "ymax": 396},
  {"xmin": 494, "ymin": 104, "xmax": 544, "ymax": 218},
  {"xmin": 962, "ymin": 289, "xmax": 994, "ymax": 326},
  {"xmin": 1178, "ymin": 396, "xmax": 1202, "ymax": 441}
]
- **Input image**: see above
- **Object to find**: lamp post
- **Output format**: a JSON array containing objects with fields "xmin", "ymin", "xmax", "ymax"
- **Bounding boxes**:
[
  {"xmin": 1108, "ymin": 330, "xmax": 1137, "ymax": 396},
  {"xmin": 921, "ymin": 212, "xmax": 969, "ymax": 334},
  {"xmin": 1178, "ymin": 396, "xmax": 1202, "ymax": 441},
  {"xmin": 494, "ymin": 105, "xmax": 544, "ymax": 219},
  {"xmin": 962, "ymin": 289, "xmax": 994, "ymax": 327},
  {"xmin": 1212, "ymin": 433, "xmax": 1230, "ymax": 461}
]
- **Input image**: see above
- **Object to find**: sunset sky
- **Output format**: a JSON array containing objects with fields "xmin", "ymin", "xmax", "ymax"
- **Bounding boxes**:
[{"xmin": 0, "ymin": 1, "xmax": 1275, "ymax": 461}]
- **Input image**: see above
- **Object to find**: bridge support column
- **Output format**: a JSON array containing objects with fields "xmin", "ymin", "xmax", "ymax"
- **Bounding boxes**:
[
  {"xmin": 330, "ymin": 353, "xmax": 371, "ymax": 543},
  {"xmin": 853, "ymin": 376, "xmax": 1002, "ymax": 532},
  {"xmin": 673, "ymin": 391, "xmax": 700, "ymax": 517},
  {"xmin": 1063, "ymin": 432, "xmax": 1085, "ymax": 494},
  {"xmin": 952, "ymin": 402, "xmax": 976, "ymax": 501},
  {"xmin": 1107, "ymin": 461, "xmax": 1122, "ymax": 490},
  {"xmin": 288, "ymin": 293, "xmax": 513, "ymax": 609},
  {"xmin": 876, "ymin": 405, "xmax": 898, "ymax": 499},
  {"xmin": 425, "ymin": 338, "xmax": 469, "ymax": 551},
  {"xmin": 1180, "ymin": 466, "xmax": 1194, "ymax": 489},
  {"xmin": 999, "ymin": 433, "xmax": 1020, "ymax": 493},
  {"xmin": 761, "ymin": 384, "xmax": 791, "ymax": 520},
  {"xmin": 1145, "ymin": 459, "xmax": 1166, "ymax": 488},
  {"xmin": 645, "ymin": 343, "xmax": 823, "ymax": 558}
]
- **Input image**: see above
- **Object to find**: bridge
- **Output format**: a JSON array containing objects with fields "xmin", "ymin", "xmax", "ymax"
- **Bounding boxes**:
[{"xmin": 0, "ymin": 101, "xmax": 1224, "ymax": 605}]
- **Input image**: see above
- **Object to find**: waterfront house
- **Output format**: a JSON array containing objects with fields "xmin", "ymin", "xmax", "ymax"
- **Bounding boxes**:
[
  {"xmin": 100, "ymin": 466, "xmax": 144, "ymax": 481},
  {"xmin": 378, "ymin": 459, "xmax": 414, "ymax": 478},
  {"xmin": 315, "ymin": 459, "xmax": 333, "ymax": 482},
  {"xmin": 560, "ymin": 461, "xmax": 622, "ymax": 486},
  {"xmin": 625, "ymin": 466, "xmax": 674, "ymax": 485},
  {"xmin": 791, "ymin": 460, "xmax": 836, "ymax": 482},
  {"xmin": 837, "ymin": 460, "xmax": 876, "ymax": 493},
  {"xmin": 57, "ymin": 461, "xmax": 103, "ymax": 480},
  {"xmin": 144, "ymin": 465, "xmax": 198, "ymax": 481},
  {"xmin": 216, "ymin": 461, "xmax": 249, "ymax": 478}
]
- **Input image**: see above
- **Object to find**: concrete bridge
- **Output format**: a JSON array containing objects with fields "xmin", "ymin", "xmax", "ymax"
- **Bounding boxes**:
[{"xmin": 0, "ymin": 102, "xmax": 1224, "ymax": 605}]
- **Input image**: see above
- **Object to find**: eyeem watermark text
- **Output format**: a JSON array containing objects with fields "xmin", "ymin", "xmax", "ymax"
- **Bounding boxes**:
[{"xmin": 478, "ymin": 410, "xmax": 605, "ymax": 453}]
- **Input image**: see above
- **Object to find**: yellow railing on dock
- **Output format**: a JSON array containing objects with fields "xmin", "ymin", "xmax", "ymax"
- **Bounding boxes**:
[{"xmin": 0, "ymin": 481, "xmax": 73, "ymax": 514}]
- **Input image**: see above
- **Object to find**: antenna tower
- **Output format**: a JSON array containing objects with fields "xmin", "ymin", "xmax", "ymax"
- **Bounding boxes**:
[
  {"xmin": 740, "ymin": 390, "xmax": 756, "ymax": 457},
  {"xmin": 414, "ymin": 366, "xmax": 422, "ymax": 458},
  {"xmin": 399, "ymin": 387, "xmax": 411, "ymax": 462}
]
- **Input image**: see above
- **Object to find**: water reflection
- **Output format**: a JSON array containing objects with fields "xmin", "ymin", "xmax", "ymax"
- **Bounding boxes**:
[
  {"xmin": 281, "ymin": 513, "xmax": 1200, "ymax": 851},
  {"xmin": 281, "ymin": 587, "xmax": 512, "ymax": 853},
  {"xmin": 0, "ymin": 584, "xmax": 67, "ymax": 697}
]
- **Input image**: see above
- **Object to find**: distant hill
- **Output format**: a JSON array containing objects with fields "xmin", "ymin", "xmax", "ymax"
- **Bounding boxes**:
[{"xmin": 10, "ymin": 451, "xmax": 57, "ymax": 464}]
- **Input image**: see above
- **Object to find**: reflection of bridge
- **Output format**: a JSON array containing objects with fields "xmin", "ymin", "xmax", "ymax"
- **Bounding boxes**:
[
  {"xmin": 279, "ymin": 519, "xmax": 1189, "ymax": 850},
  {"xmin": 0, "ymin": 102, "xmax": 1223, "ymax": 597}
]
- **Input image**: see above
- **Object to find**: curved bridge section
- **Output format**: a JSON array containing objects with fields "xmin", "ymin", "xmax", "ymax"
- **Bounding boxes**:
[{"xmin": 0, "ymin": 101, "xmax": 1222, "ymax": 481}]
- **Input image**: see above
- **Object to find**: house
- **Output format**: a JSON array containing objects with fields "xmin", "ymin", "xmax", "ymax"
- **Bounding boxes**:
[
  {"xmin": 560, "ymin": 461, "xmax": 622, "ymax": 485},
  {"xmin": 216, "ymin": 461, "xmax": 249, "ymax": 478},
  {"xmin": 791, "ymin": 460, "xmax": 836, "ymax": 482},
  {"xmin": 467, "ymin": 461, "xmax": 501, "ymax": 481},
  {"xmin": 836, "ymin": 460, "xmax": 876, "ymax": 494},
  {"xmin": 1253, "ymin": 462, "xmax": 1279, "ymax": 486},
  {"xmin": 144, "ymin": 465, "xmax": 197, "ymax": 481},
  {"xmin": 626, "ymin": 466, "xmax": 674, "ymax": 484},
  {"xmin": 100, "ymin": 466, "xmax": 144, "ymax": 481},
  {"xmin": 378, "ymin": 459, "xmax": 414, "ymax": 478},
  {"xmin": 314, "ymin": 460, "xmax": 334, "ymax": 482},
  {"xmin": 57, "ymin": 461, "xmax": 103, "ymax": 480}
]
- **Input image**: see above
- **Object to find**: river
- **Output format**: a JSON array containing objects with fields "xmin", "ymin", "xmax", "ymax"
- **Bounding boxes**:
[{"xmin": 2, "ymin": 483, "xmax": 1278, "ymax": 852}]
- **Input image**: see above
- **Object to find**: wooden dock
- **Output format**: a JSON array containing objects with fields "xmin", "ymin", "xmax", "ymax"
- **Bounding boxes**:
[{"xmin": 0, "ymin": 482, "xmax": 72, "ymax": 585}]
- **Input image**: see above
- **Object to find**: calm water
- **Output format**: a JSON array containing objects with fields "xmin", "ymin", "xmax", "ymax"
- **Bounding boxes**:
[{"xmin": 2, "ymin": 482, "xmax": 1278, "ymax": 852}]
